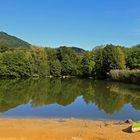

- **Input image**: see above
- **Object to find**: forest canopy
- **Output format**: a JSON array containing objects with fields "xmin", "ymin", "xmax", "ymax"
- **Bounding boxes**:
[
  {"xmin": 0, "ymin": 44, "xmax": 139, "ymax": 80},
  {"xmin": 0, "ymin": 32, "xmax": 139, "ymax": 81}
]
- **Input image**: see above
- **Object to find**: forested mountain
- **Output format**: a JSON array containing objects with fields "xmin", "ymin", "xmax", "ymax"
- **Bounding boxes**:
[
  {"xmin": 0, "ymin": 32, "xmax": 30, "ymax": 48},
  {"xmin": 0, "ymin": 32, "xmax": 139, "ymax": 84}
]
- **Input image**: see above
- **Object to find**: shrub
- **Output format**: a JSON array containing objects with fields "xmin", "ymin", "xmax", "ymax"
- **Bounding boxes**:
[{"xmin": 109, "ymin": 69, "xmax": 140, "ymax": 84}]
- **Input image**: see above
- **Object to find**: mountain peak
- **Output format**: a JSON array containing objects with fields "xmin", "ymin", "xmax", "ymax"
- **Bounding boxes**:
[{"xmin": 0, "ymin": 32, "xmax": 30, "ymax": 48}]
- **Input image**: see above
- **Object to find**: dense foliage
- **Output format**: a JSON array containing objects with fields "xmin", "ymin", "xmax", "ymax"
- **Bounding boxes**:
[
  {"xmin": 0, "ymin": 32, "xmax": 139, "ymax": 80},
  {"xmin": 93, "ymin": 44, "xmax": 126, "ymax": 79},
  {"xmin": 126, "ymin": 47, "xmax": 140, "ymax": 69},
  {"xmin": 0, "ymin": 43, "xmax": 139, "ymax": 79}
]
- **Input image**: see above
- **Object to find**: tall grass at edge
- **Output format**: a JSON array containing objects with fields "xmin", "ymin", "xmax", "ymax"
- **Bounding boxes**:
[{"xmin": 109, "ymin": 69, "xmax": 140, "ymax": 84}]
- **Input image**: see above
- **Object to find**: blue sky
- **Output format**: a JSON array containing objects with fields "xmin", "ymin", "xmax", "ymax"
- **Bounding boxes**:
[{"xmin": 0, "ymin": 0, "xmax": 140, "ymax": 50}]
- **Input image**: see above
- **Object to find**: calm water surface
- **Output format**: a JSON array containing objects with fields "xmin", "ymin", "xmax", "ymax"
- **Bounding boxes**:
[{"xmin": 0, "ymin": 79, "xmax": 140, "ymax": 120}]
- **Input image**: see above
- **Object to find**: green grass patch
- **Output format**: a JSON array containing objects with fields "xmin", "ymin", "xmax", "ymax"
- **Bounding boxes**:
[{"xmin": 132, "ymin": 121, "xmax": 140, "ymax": 128}]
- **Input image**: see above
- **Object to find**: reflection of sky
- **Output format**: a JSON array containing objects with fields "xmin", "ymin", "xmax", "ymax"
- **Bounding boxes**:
[{"xmin": 0, "ymin": 96, "xmax": 140, "ymax": 121}]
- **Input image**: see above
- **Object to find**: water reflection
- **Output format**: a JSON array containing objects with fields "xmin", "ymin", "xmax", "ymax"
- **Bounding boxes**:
[{"xmin": 0, "ymin": 79, "xmax": 139, "ymax": 115}]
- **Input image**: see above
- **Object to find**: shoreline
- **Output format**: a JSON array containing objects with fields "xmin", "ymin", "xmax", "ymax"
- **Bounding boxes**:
[
  {"xmin": 0, "ymin": 116, "xmax": 131, "ymax": 124},
  {"xmin": 0, "ymin": 116, "xmax": 124, "ymax": 121},
  {"xmin": 0, "ymin": 118, "xmax": 139, "ymax": 140}
]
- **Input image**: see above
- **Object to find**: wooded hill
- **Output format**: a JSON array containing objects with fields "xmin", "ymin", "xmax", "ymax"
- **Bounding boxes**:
[
  {"xmin": 0, "ymin": 32, "xmax": 30, "ymax": 48},
  {"xmin": 0, "ymin": 32, "xmax": 139, "ymax": 84}
]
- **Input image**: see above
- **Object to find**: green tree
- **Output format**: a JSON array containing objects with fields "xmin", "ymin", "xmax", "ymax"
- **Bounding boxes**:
[
  {"xmin": 45, "ymin": 47, "xmax": 57, "ymax": 61},
  {"xmin": 0, "ymin": 49, "xmax": 33, "ymax": 78},
  {"xmin": 31, "ymin": 46, "xmax": 49, "ymax": 77},
  {"xmin": 56, "ymin": 46, "xmax": 80, "ymax": 76},
  {"xmin": 50, "ymin": 59, "xmax": 61, "ymax": 77},
  {"xmin": 0, "ymin": 45, "xmax": 9, "ymax": 53},
  {"xmin": 92, "ymin": 44, "xmax": 126, "ymax": 79},
  {"xmin": 126, "ymin": 47, "xmax": 140, "ymax": 69},
  {"xmin": 81, "ymin": 52, "xmax": 95, "ymax": 77},
  {"xmin": 102, "ymin": 44, "xmax": 125, "ymax": 78},
  {"xmin": 93, "ymin": 47, "xmax": 104, "ymax": 79},
  {"xmin": 61, "ymin": 55, "xmax": 73, "ymax": 75}
]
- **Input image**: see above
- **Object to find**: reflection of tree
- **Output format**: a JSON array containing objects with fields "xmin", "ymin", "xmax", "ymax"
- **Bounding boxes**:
[
  {"xmin": 0, "ymin": 79, "xmax": 83, "ymax": 111},
  {"xmin": 80, "ymin": 80, "xmax": 95, "ymax": 104},
  {"xmin": 131, "ymin": 99, "xmax": 140, "ymax": 110},
  {"xmin": 0, "ymin": 79, "xmax": 32, "ymax": 112},
  {"xmin": 92, "ymin": 81, "xmax": 140, "ymax": 114},
  {"xmin": 32, "ymin": 79, "xmax": 82, "ymax": 106},
  {"xmin": 0, "ymin": 79, "xmax": 139, "ymax": 114},
  {"xmin": 92, "ymin": 81, "xmax": 126, "ymax": 114}
]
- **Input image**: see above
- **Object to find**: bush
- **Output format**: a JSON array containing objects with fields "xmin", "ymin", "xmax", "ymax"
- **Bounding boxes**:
[{"xmin": 109, "ymin": 69, "xmax": 140, "ymax": 84}]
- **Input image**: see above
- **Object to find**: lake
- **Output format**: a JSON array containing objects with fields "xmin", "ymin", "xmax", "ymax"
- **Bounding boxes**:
[{"xmin": 0, "ymin": 78, "xmax": 140, "ymax": 120}]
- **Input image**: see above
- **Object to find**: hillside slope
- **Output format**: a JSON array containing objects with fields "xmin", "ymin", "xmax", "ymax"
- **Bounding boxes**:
[{"xmin": 0, "ymin": 32, "xmax": 30, "ymax": 48}]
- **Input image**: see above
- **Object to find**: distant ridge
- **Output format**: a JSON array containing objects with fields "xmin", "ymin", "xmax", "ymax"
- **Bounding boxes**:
[
  {"xmin": 59, "ymin": 46, "xmax": 86, "ymax": 54},
  {"xmin": 0, "ymin": 32, "xmax": 30, "ymax": 48},
  {"xmin": 70, "ymin": 47, "xmax": 86, "ymax": 53},
  {"xmin": 0, "ymin": 32, "xmax": 86, "ymax": 52}
]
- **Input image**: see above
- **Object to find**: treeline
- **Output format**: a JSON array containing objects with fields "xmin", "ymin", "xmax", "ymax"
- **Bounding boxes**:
[{"xmin": 0, "ymin": 44, "xmax": 139, "ymax": 79}]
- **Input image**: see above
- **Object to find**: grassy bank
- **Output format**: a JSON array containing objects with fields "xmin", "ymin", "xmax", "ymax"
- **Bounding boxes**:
[{"xmin": 109, "ymin": 70, "xmax": 140, "ymax": 84}]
